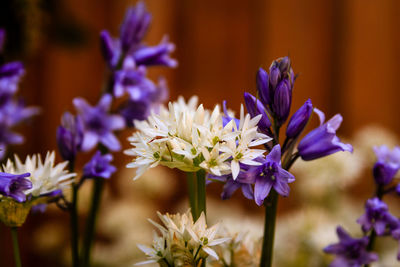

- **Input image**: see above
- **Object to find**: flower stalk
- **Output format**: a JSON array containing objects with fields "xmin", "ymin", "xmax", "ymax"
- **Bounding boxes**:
[
  {"xmin": 11, "ymin": 227, "xmax": 22, "ymax": 267},
  {"xmin": 187, "ymin": 170, "xmax": 207, "ymax": 221},
  {"xmin": 260, "ymin": 190, "xmax": 278, "ymax": 267}
]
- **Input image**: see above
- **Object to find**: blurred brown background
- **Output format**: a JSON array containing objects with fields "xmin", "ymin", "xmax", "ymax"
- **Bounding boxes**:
[{"xmin": 1, "ymin": 0, "xmax": 400, "ymax": 266}]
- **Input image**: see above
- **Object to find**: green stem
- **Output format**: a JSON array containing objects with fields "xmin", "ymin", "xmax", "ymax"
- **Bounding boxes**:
[
  {"xmin": 81, "ymin": 178, "xmax": 104, "ymax": 267},
  {"xmin": 186, "ymin": 170, "xmax": 206, "ymax": 221},
  {"xmin": 11, "ymin": 227, "xmax": 21, "ymax": 267},
  {"xmin": 259, "ymin": 190, "xmax": 279, "ymax": 267},
  {"xmin": 70, "ymin": 183, "xmax": 79, "ymax": 267}
]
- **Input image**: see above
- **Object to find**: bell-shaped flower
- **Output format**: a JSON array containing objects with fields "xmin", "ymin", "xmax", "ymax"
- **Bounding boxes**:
[
  {"xmin": 83, "ymin": 151, "xmax": 116, "ymax": 179},
  {"xmin": 133, "ymin": 36, "xmax": 177, "ymax": 67},
  {"xmin": 243, "ymin": 92, "xmax": 271, "ymax": 134},
  {"xmin": 0, "ymin": 172, "xmax": 32, "ymax": 202},
  {"xmin": 286, "ymin": 99, "xmax": 313, "ymax": 139},
  {"xmin": 56, "ymin": 112, "xmax": 84, "ymax": 161},
  {"xmin": 298, "ymin": 108, "xmax": 352, "ymax": 161},
  {"xmin": 372, "ymin": 145, "xmax": 400, "ymax": 185}
]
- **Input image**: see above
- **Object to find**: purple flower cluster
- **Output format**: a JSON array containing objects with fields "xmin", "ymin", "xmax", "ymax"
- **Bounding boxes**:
[
  {"xmin": 100, "ymin": 1, "xmax": 175, "ymax": 126},
  {"xmin": 209, "ymin": 57, "xmax": 352, "ymax": 206},
  {"xmin": 324, "ymin": 145, "xmax": 400, "ymax": 265},
  {"xmin": 0, "ymin": 30, "xmax": 39, "ymax": 159}
]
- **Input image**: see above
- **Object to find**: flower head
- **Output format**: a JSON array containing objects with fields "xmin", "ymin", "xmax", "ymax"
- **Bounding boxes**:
[
  {"xmin": 125, "ymin": 96, "xmax": 271, "ymax": 180},
  {"xmin": 372, "ymin": 145, "xmax": 400, "ymax": 185},
  {"xmin": 298, "ymin": 108, "xmax": 353, "ymax": 161},
  {"xmin": 137, "ymin": 210, "xmax": 230, "ymax": 266},
  {"xmin": 56, "ymin": 112, "xmax": 84, "ymax": 161},
  {"xmin": 73, "ymin": 94, "xmax": 125, "ymax": 152},
  {"xmin": 83, "ymin": 151, "xmax": 116, "ymax": 179},
  {"xmin": 0, "ymin": 172, "xmax": 32, "ymax": 202},
  {"xmin": 2, "ymin": 151, "xmax": 76, "ymax": 197},
  {"xmin": 249, "ymin": 145, "xmax": 295, "ymax": 205},
  {"xmin": 324, "ymin": 226, "xmax": 378, "ymax": 267}
]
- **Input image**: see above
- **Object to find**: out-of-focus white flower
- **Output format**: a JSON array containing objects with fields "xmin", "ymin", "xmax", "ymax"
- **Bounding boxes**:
[
  {"xmin": 126, "ymin": 96, "xmax": 271, "ymax": 180},
  {"xmin": 2, "ymin": 151, "xmax": 75, "ymax": 197},
  {"xmin": 137, "ymin": 210, "xmax": 230, "ymax": 266}
]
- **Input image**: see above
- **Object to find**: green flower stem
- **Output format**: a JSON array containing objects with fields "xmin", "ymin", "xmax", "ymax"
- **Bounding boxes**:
[
  {"xmin": 259, "ymin": 190, "xmax": 278, "ymax": 267},
  {"xmin": 70, "ymin": 183, "xmax": 80, "ymax": 267},
  {"xmin": 11, "ymin": 227, "xmax": 21, "ymax": 267},
  {"xmin": 186, "ymin": 170, "xmax": 207, "ymax": 221},
  {"xmin": 81, "ymin": 178, "xmax": 104, "ymax": 267}
]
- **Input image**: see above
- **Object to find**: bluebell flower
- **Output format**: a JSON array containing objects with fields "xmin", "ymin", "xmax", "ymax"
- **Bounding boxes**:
[
  {"xmin": 247, "ymin": 145, "xmax": 294, "ymax": 206},
  {"xmin": 56, "ymin": 112, "xmax": 84, "ymax": 161},
  {"xmin": 357, "ymin": 197, "xmax": 398, "ymax": 235},
  {"xmin": 324, "ymin": 226, "xmax": 378, "ymax": 267},
  {"xmin": 133, "ymin": 36, "xmax": 177, "ymax": 67},
  {"xmin": 0, "ymin": 172, "xmax": 32, "ymax": 202},
  {"xmin": 100, "ymin": 30, "xmax": 121, "ymax": 69},
  {"xmin": 73, "ymin": 94, "xmax": 125, "ymax": 152},
  {"xmin": 256, "ymin": 67, "xmax": 270, "ymax": 108},
  {"xmin": 298, "ymin": 108, "xmax": 352, "ymax": 161},
  {"xmin": 372, "ymin": 145, "xmax": 400, "ymax": 185},
  {"xmin": 243, "ymin": 92, "xmax": 271, "ymax": 134},
  {"xmin": 286, "ymin": 99, "xmax": 312, "ymax": 139},
  {"xmin": 119, "ymin": 1, "xmax": 152, "ymax": 54},
  {"xmin": 83, "ymin": 151, "xmax": 116, "ymax": 179}
]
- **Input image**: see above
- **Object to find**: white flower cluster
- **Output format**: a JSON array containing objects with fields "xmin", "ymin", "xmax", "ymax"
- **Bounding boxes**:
[
  {"xmin": 126, "ymin": 96, "xmax": 271, "ymax": 180},
  {"xmin": 137, "ymin": 210, "xmax": 230, "ymax": 266},
  {"xmin": 3, "ymin": 151, "xmax": 76, "ymax": 197}
]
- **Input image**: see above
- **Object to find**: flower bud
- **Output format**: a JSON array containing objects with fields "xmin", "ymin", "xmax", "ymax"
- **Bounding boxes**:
[
  {"xmin": 273, "ymin": 79, "xmax": 292, "ymax": 125},
  {"xmin": 286, "ymin": 99, "xmax": 312, "ymax": 138},
  {"xmin": 244, "ymin": 92, "xmax": 271, "ymax": 132},
  {"xmin": 269, "ymin": 64, "xmax": 281, "ymax": 90},
  {"xmin": 256, "ymin": 67, "xmax": 270, "ymax": 107},
  {"xmin": 373, "ymin": 161, "xmax": 398, "ymax": 185}
]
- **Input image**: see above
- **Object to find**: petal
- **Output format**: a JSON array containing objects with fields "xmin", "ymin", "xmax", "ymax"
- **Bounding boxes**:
[
  {"xmin": 100, "ymin": 132, "xmax": 121, "ymax": 151},
  {"xmin": 81, "ymin": 132, "xmax": 99, "ymax": 151},
  {"xmin": 254, "ymin": 177, "xmax": 273, "ymax": 206}
]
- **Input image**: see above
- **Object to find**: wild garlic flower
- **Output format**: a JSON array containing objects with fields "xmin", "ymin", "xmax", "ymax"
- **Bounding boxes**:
[
  {"xmin": 126, "ymin": 96, "xmax": 271, "ymax": 180},
  {"xmin": 2, "ymin": 151, "xmax": 76, "ymax": 197},
  {"xmin": 137, "ymin": 210, "xmax": 230, "ymax": 266}
]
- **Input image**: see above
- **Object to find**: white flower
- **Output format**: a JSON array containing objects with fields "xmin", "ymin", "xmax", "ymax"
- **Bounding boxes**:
[
  {"xmin": 136, "ymin": 210, "xmax": 230, "ymax": 266},
  {"xmin": 2, "ymin": 151, "xmax": 76, "ymax": 197},
  {"xmin": 125, "ymin": 96, "xmax": 272, "ymax": 179}
]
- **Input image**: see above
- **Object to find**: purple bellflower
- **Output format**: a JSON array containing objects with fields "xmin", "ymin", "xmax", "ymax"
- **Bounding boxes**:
[
  {"xmin": 0, "ymin": 172, "xmax": 32, "ymax": 202},
  {"xmin": 133, "ymin": 36, "xmax": 177, "ymax": 67},
  {"xmin": 357, "ymin": 197, "xmax": 398, "ymax": 235},
  {"xmin": 120, "ymin": 1, "xmax": 152, "ymax": 54},
  {"xmin": 100, "ymin": 30, "xmax": 121, "ymax": 69},
  {"xmin": 243, "ymin": 92, "xmax": 271, "ymax": 134},
  {"xmin": 247, "ymin": 145, "xmax": 295, "ymax": 206},
  {"xmin": 297, "ymin": 108, "xmax": 352, "ymax": 161},
  {"xmin": 83, "ymin": 151, "xmax": 116, "ymax": 179},
  {"xmin": 286, "ymin": 99, "xmax": 313, "ymax": 139},
  {"xmin": 56, "ymin": 112, "xmax": 84, "ymax": 161},
  {"xmin": 324, "ymin": 226, "xmax": 378, "ymax": 267},
  {"xmin": 73, "ymin": 94, "xmax": 125, "ymax": 152},
  {"xmin": 372, "ymin": 145, "xmax": 400, "ymax": 185}
]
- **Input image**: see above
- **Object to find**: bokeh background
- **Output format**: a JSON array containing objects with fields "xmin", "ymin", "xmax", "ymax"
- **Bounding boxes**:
[{"xmin": 1, "ymin": 0, "xmax": 400, "ymax": 266}]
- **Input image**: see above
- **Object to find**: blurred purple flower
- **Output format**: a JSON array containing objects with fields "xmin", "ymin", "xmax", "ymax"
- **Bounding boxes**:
[
  {"xmin": 248, "ymin": 145, "xmax": 295, "ymax": 206},
  {"xmin": 324, "ymin": 226, "xmax": 378, "ymax": 267},
  {"xmin": 100, "ymin": 30, "xmax": 122, "ymax": 69},
  {"xmin": 243, "ymin": 92, "xmax": 271, "ymax": 134},
  {"xmin": 222, "ymin": 101, "xmax": 240, "ymax": 128},
  {"xmin": 120, "ymin": 1, "xmax": 152, "ymax": 54},
  {"xmin": 0, "ymin": 172, "xmax": 32, "ymax": 202},
  {"xmin": 372, "ymin": 145, "xmax": 400, "ymax": 185},
  {"xmin": 57, "ymin": 112, "xmax": 84, "ymax": 161},
  {"xmin": 298, "ymin": 108, "xmax": 352, "ymax": 161},
  {"xmin": 0, "ymin": 62, "xmax": 25, "ymax": 97},
  {"xmin": 357, "ymin": 197, "xmax": 398, "ymax": 235},
  {"xmin": 133, "ymin": 36, "xmax": 177, "ymax": 67},
  {"xmin": 83, "ymin": 151, "xmax": 116, "ymax": 179},
  {"xmin": 73, "ymin": 94, "xmax": 125, "ymax": 152}
]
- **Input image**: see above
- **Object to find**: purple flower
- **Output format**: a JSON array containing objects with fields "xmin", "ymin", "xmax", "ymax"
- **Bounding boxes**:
[
  {"xmin": 83, "ymin": 151, "xmax": 116, "ymax": 179},
  {"xmin": 222, "ymin": 101, "xmax": 240, "ymax": 128},
  {"xmin": 272, "ymin": 79, "xmax": 292, "ymax": 125},
  {"xmin": 372, "ymin": 145, "xmax": 400, "ymax": 185},
  {"xmin": 0, "ymin": 62, "xmax": 25, "ymax": 97},
  {"xmin": 113, "ymin": 57, "xmax": 156, "ymax": 100},
  {"xmin": 256, "ymin": 67, "xmax": 270, "ymax": 108},
  {"xmin": 133, "ymin": 36, "xmax": 177, "ymax": 67},
  {"xmin": 286, "ymin": 99, "xmax": 312, "ymax": 139},
  {"xmin": 56, "ymin": 112, "xmax": 84, "ymax": 161},
  {"xmin": 357, "ymin": 197, "xmax": 398, "ymax": 235},
  {"xmin": 298, "ymin": 108, "xmax": 353, "ymax": 161},
  {"xmin": 248, "ymin": 145, "xmax": 295, "ymax": 206},
  {"xmin": 119, "ymin": 1, "xmax": 152, "ymax": 54},
  {"xmin": 324, "ymin": 227, "xmax": 378, "ymax": 267},
  {"xmin": 100, "ymin": 30, "xmax": 121, "ymax": 69},
  {"xmin": 73, "ymin": 94, "xmax": 125, "ymax": 152},
  {"xmin": 0, "ymin": 172, "xmax": 32, "ymax": 202},
  {"xmin": 243, "ymin": 92, "xmax": 271, "ymax": 134}
]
